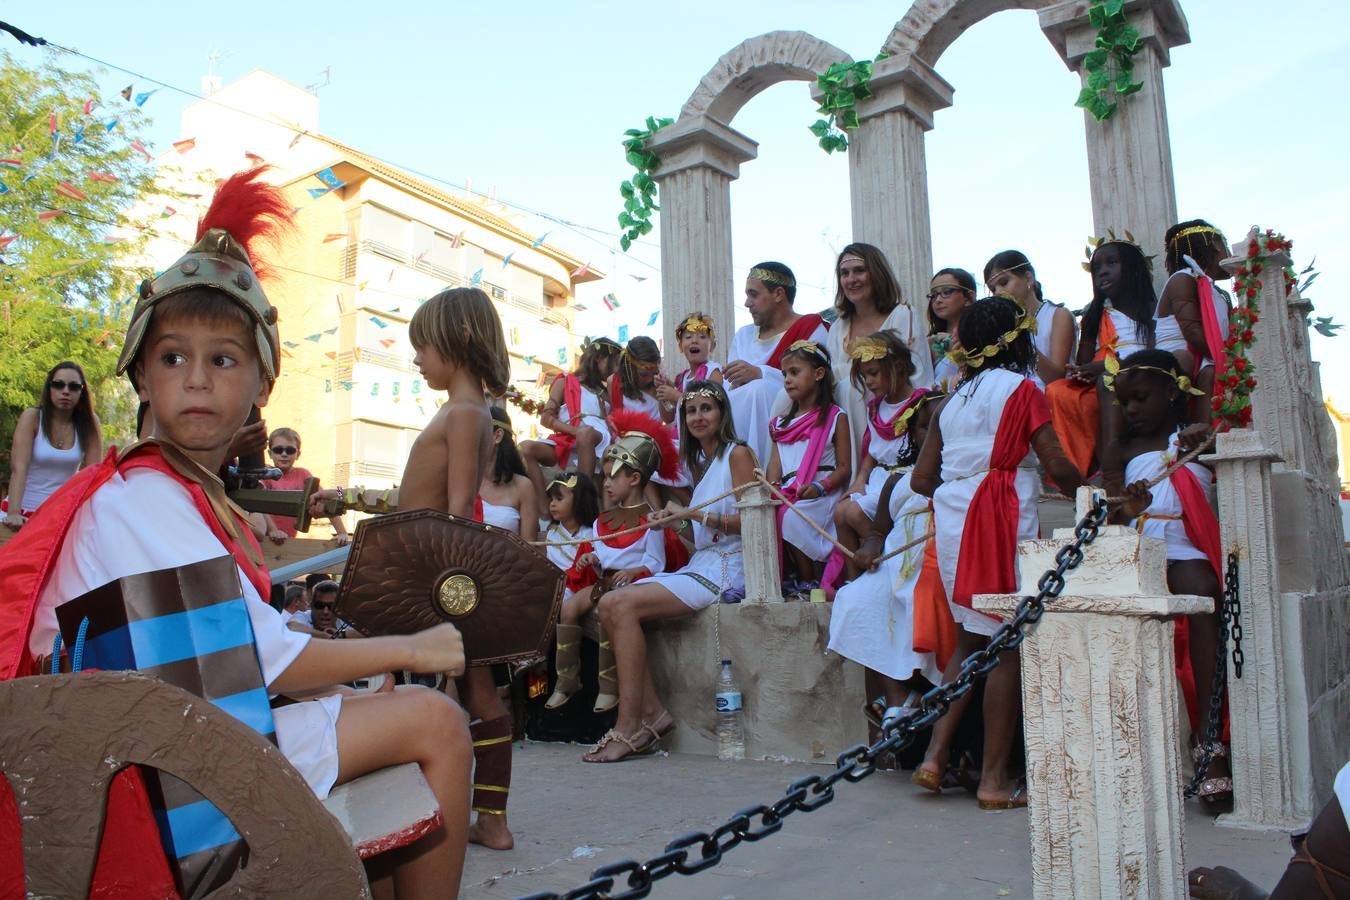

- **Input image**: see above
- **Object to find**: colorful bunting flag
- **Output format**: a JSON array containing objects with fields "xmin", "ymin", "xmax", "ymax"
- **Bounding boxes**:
[
  {"xmin": 55, "ymin": 181, "xmax": 87, "ymax": 202},
  {"xmin": 371, "ymin": 383, "xmax": 379, "ymax": 397},
  {"xmin": 314, "ymin": 167, "xmax": 345, "ymax": 190},
  {"xmin": 304, "ymin": 333, "xmax": 322, "ymax": 342},
  {"xmin": 282, "ymin": 340, "xmax": 300, "ymax": 349},
  {"xmin": 134, "ymin": 90, "xmax": 157, "ymax": 107},
  {"xmin": 647, "ymin": 311, "xmax": 660, "ymax": 326},
  {"xmin": 0, "ymin": 182, "xmax": 8, "ymax": 195},
  {"xmin": 245, "ymin": 151, "xmax": 265, "ymax": 163},
  {"xmin": 470, "ymin": 268, "xmax": 483, "ymax": 285},
  {"xmin": 323, "ymin": 326, "xmax": 339, "ymax": 335},
  {"xmin": 120, "ymin": 84, "xmax": 133, "ymax": 101},
  {"xmin": 38, "ymin": 210, "xmax": 64, "ymax": 221},
  {"xmin": 340, "ymin": 380, "xmax": 354, "ymax": 390},
  {"xmin": 160, "ymin": 206, "xmax": 176, "ymax": 218},
  {"xmin": 379, "ymin": 338, "xmax": 396, "ymax": 348},
  {"xmin": 307, "ymin": 187, "xmax": 331, "ymax": 199},
  {"xmin": 324, "ymin": 379, "xmax": 332, "ymax": 393},
  {"xmin": 571, "ymin": 262, "xmax": 590, "ymax": 278},
  {"xmin": 523, "ymin": 355, "xmax": 534, "ymax": 365},
  {"xmin": 391, "ymin": 381, "xmax": 400, "ymax": 397},
  {"xmin": 501, "ymin": 252, "xmax": 514, "ymax": 269},
  {"xmin": 325, "ymin": 351, "xmax": 338, "ymax": 360},
  {"xmin": 73, "ymin": 125, "xmax": 85, "ymax": 145},
  {"xmin": 172, "ymin": 137, "xmax": 196, "ymax": 154},
  {"xmin": 0, "ymin": 159, "xmax": 23, "ymax": 169},
  {"xmin": 448, "ymin": 231, "xmax": 464, "ymax": 249},
  {"xmin": 88, "ymin": 171, "xmax": 118, "ymax": 184},
  {"xmin": 602, "ymin": 292, "xmax": 619, "ymax": 311},
  {"xmin": 280, "ymin": 348, "xmax": 294, "ymax": 358},
  {"xmin": 97, "ymin": 235, "xmax": 125, "ymax": 245},
  {"xmin": 618, "ymin": 324, "xmax": 629, "ymax": 342},
  {"xmin": 83, "ymin": 98, "xmax": 96, "ymax": 115},
  {"xmin": 557, "ymin": 347, "xmax": 568, "ymax": 365},
  {"xmin": 411, "ymin": 379, "xmax": 421, "ymax": 394},
  {"xmin": 0, "ymin": 235, "xmax": 16, "ymax": 249},
  {"xmin": 130, "ymin": 140, "xmax": 152, "ymax": 160},
  {"xmin": 104, "ymin": 118, "xmax": 118, "ymax": 133},
  {"xmin": 49, "ymin": 113, "xmax": 57, "ymax": 135},
  {"xmin": 323, "ymin": 232, "xmax": 347, "ymax": 242},
  {"xmin": 531, "ymin": 232, "xmax": 550, "ymax": 248},
  {"xmin": 368, "ymin": 315, "xmax": 387, "ymax": 328},
  {"xmin": 358, "ymin": 280, "xmax": 369, "ymax": 291}
]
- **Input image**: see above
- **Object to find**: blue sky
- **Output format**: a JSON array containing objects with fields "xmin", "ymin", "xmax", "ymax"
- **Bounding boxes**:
[{"xmin": 10, "ymin": 1, "xmax": 1350, "ymax": 400}]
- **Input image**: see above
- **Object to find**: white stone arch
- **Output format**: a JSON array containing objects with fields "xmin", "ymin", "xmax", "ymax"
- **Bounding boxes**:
[
  {"xmin": 849, "ymin": 0, "xmax": 1190, "ymax": 306},
  {"xmin": 650, "ymin": 31, "xmax": 854, "ymax": 364}
]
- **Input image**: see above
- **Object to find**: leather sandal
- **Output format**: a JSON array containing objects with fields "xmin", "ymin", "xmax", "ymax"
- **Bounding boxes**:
[
  {"xmin": 978, "ymin": 779, "xmax": 1029, "ymax": 811},
  {"xmin": 582, "ymin": 728, "xmax": 655, "ymax": 763},
  {"xmin": 911, "ymin": 766, "xmax": 944, "ymax": 793},
  {"xmin": 641, "ymin": 710, "xmax": 676, "ymax": 747}
]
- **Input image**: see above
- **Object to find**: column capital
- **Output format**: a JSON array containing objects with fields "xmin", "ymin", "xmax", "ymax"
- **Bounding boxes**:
[
  {"xmin": 1040, "ymin": 0, "xmax": 1191, "ymax": 70},
  {"xmin": 811, "ymin": 53, "xmax": 954, "ymax": 132},
  {"xmin": 1204, "ymin": 427, "xmax": 1282, "ymax": 464},
  {"xmin": 649, "ymin": 114, "xmax": 758, "ymax": 181}
]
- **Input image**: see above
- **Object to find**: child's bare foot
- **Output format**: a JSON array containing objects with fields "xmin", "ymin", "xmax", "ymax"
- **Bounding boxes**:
[{"xmin": 468, "ymin": 812, "xmax": 514, "ymax": 850}]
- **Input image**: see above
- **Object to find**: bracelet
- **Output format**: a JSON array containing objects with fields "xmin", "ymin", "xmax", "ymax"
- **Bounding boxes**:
[{"xmin": 701, "ymin": 510, "xmax": 711, "ymax": 528}]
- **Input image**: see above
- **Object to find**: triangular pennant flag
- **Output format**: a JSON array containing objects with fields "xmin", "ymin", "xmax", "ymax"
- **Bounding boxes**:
[
  {"xmin": 307, "ymin": 186, "xmax": 331, "ymax": 199},
  {"xmin": 358, "ymin": 280, "xmax": 369, "ymax": 291},
  {"xmin": 448, "ymin": 231, "xmax": 464, "ymax": 249},
  {"xmin": 379, "ymin": 338, "xmax": 396, "ymax": 348},
  {"xmin": 245, "ymin": 151, "xmax": 265, "ymax": 163},
  {"xmin": 323, "ymin": 232, "xmax": 347, "ymax": 243},
  {"xmin": 0, "ymin": 235, "xmax": 16, "ymax": 249},
  {"xmin": 531, "ymin": 231, "xmax": 550, "ymax": 248},
  {"xmin": 323, "ymin": 326, "xmax": 339, "ymax": 335},
  {"xmin": 523, "ymin": 355, "xmax": 534, "ymax": 365},
  {"xmin": 55, "ymin": 181, "xmax": 87, "ymax": 202},
  {"xmin": 134, "ymin": 90, "xmax": 157, "ymax": 107},
  {"xmin": 371, "ymin": 383, "xmax": 379, "ymax": 396},
  {"xmin": 325, "ymin": 351, "xmax": 338, "ymax": 360},
  {"xmin": 368, "ymin": 316, "xmax": 387, "ymax": 328},
  {"xmin": 340, "ymin": 380, "xmax": 354, "ymax": 390},
  {"xmin": 104, "ymin": 118, "xmax": 119, "ymax": 133},
  {"xmin": 280, "ymin": 348, "xmax": 294, "ymax": 358},
  {"xmin": 172, "ymin": 137, "xmax": 196, "ymax": 154},
  {"xmin": 501, "ymin": 252, "xmax": 514, "ymax": 269},
  {"xmin": 304, "ymin": 333, "xmax": 322, "ymax": 342},
  {"xmin": 618, "ymin": 324, "xmax": 629, "ymax": 342},
  {"xmin": 0, "ymin": 159, "xmax": 22, "ymax": 169},
  {"xmin": 97, "ymin": 235, "xmax": 125, "ymax": 246},
  {"xmin": 160, "ymin": 206, "xmax": 176, "ymax": 218},
  {"xmin": 571, "ymin": 262, "xmax": 590, "ymax": 278},
  {"xmin": 88, "ymin": 171, "xmax": 118, "ymax": 184},
  {"xmin": 646, "ymin": 311, "xmax": 660, "ymax": 326},
  {"xmin": 73, "ymin": 125, "xmax": 85, "ymax": 145},
  {"xmin": 83, "ymin": 98, "xmax": 96, "ymax": 116},
  {"xmin": 0, "ymin": 181, "xmax": 9, "ymax": 195},
  {"xmin": 602, "ymin": 293, "xmax": 619, "ymax": 311},
  {"xmin": 130, "ymin": 140, "xmax": 152, "ymax": 161},
  {"xmin": 557, "ymin": 347, "xmax": 568, "ymax": 364},
  {"xmin": 38, "ymin": 210, "xmax": 65, "ymax": 221},
  {"xmin": 470, "ymin": 268, "xmax": 483, "ymax": 285},
  {"xmin": 282, "ymin": 340, "xmax": 300, "ymax": 349},
  {"xmin": 324, "ymin": 379, "xmax": 333, "ymax": 393},
  {"xmin": 120, "ymin": 84, "xmax": 133, "ymax": 101},
  {"xmin": 314, "ymin": 167, "xmax": 345, "ymax": 190},
  {"xmin": 49, "ymin": 113, "xmax": 58, "ymax": 135}
]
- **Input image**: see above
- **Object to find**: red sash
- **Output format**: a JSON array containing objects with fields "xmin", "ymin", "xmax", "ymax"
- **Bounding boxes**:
[
  {"xmin": 952, "ymin": 380, "xmax": 1050, "ymax": 608},
  {"xmin": 564, "ymin": 540, "xmax": 599, "ymax": 594},
  {"xmin": 1195, "ymin": 274, "xmax": 1229, "ymax": 379},
  {"xmin": 546, "ymin": 373, "xmax": 585, "ymax": 467},
  {"xmin": 765, "ymin": 313, "xmax": 826, "ymax": 370}
]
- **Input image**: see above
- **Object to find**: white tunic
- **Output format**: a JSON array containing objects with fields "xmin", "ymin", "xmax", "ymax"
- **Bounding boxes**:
[
  {"xmin": 594, "ymin": 517, "xmax": 665, "ymax": 574},
  {"xmin": 726, "ymin": 319, "xmax": 829, "ymax": 464},
  {"xmin": 33, "ymin": 467, "xmax": 340, "ymax": 798},
  {"xmin": 828, "ymin": 470, "xmax": 943, "ymax": 683},
  {"xmin": 543, "ymin": 379, "xmax": 612, "ymax": 467},
  {"xmin": 933, "ymin": 369, "xmax": 1042, "ymax": 637},
  {"xmin": 1124, "ymin": 433, "xmax": 1214, "ymax": 563},
  {"xmin": 480, "ymin": 497, "xmax": 521, "ymax": 534},
  {"xmin": 775, "ymin": 409, "xmax": 842, "ymax": 562},
  {"xmin": 827, "ymin": 304, "xmax": 933, "ymax": 468},
  {"xmin": 848, "ymin": 397, "xmax": 910, "ymax": 521},
  {"xmin": 544, "ymin": 522, "xmax": 595, "ymax": 601},
  {"xmin": 645, "ymin": 444, "xmax": 744, "ymax": 610},
  {"xmin": 1029, "ymin": 302, "xmax": 1076, "ymax": 391}
]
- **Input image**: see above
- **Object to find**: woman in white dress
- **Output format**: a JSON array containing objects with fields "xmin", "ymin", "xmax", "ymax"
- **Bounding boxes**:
[
  {"xmin": 581, "ymin": 380, "xmax": 757, "ymax": 762},
  {"xmin": 477, "ymin": 406, "xmax": 537, "ymax": 541},
  {"xmin": 983, "ymin": 250, "xmax": 1077, "ymax": 390},
  {"xmin": 827, "ymin": 243, "xmax": 932, "ymax": 469},
  {"xmin": 925, "ymin": 268, "xmax": 977, "ymax": 393}
]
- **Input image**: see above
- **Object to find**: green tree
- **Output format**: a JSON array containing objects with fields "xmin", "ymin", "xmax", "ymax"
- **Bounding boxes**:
[{"xmin": 0, "ymin": 49, "xmax": 161, "ymax": 482}]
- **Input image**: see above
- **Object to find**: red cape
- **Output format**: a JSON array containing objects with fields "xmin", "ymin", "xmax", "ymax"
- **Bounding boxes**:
[{"xmin": 766, "ymin": 313, "xmax": 826, "ymax": 370}]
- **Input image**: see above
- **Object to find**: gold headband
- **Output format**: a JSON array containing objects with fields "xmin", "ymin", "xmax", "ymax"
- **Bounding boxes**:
[
  {"xmin": 1082, "ymin": 229, "xmax": 1155, "ymax": 273},
  {"xmin": 1170, "ymin": 225, "xmax": 1223, "ymax": 245},
  {"xmin": 621, "ymin": 348, "xmax": 661, "ymax": 372},
  {"xmin": 787, "ymin": 339, "xmax": 827, "ymax": 362},
  {"xmin": 893, "ymin": 392, "xmax": 940, "ymax": 438},
  {"xmin": 984, "ymin": 262, "xmax": 1030, "ymax": 288},
  {"xmin": 682, "ymin": 386, "xmax": 721, "ymax": 406},
  {"xmin": 848, "ymin": 336, "xmax": 890, "ymax": 363},
  {"xmin": 492, "ymin": 418, "xmax": 514, "ymax": 435},
  {"xmin": 547, "ymin": 473, "xmax": 578, "ymax": 491},
  {"xmin": 676, "ymin": 314, "xmax": 714, "ymax": 339},
  {"xmin": 1102, "ymin": 357, "xmax": 1205, "ymax": 396},
  {"xmin": 945, "ymin": 303, "xmax": 1037, "ymax": 369},
  {"xmin": 839, "ymin": 253, "xmax": 865, "ymax": 267},
  {"xmin": 749, "ymin": 267, "xmax": 795, "ymax": 289}
]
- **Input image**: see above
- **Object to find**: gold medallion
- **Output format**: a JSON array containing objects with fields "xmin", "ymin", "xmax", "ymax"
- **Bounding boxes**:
[{"xmin": 436, "ymin": 573, "xmax": 479, "ymax": 617}]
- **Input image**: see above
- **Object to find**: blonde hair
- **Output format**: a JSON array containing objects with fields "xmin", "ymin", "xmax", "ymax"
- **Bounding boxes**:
[
  {"xmin": 409, "ymin": 287, "xmax": 511, "ymax": 395},
  {"xmin": 269, "ymin": 427, "xmax": 301, "ymax": 450}
]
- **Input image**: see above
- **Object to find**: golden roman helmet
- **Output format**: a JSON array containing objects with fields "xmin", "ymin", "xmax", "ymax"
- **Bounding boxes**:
[
  {"xmin": 117, "ymin": 168, "xmax": 290, "ymax": 386},
  {"xmin": 602, "ymin": 431, "xmax": 661, "ymax": 479}
]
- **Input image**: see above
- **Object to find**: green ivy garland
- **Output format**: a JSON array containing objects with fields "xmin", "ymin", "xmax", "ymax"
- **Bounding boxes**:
[
  {"xmin": 1075, "ymin": 0, "xmax": 1145, "ymax": 121},
  {"xmin": 617, "ymin": 116, "xmax": 673, "ymax": 252},
  {"xmin": 809, "ymin": 56, "xmax": 884, "ymax": 154}
]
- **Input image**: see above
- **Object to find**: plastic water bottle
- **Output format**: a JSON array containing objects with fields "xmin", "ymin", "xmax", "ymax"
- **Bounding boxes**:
[{"xmin": 715, "ymin": 659, "xmax": 745, "ymax": 760}]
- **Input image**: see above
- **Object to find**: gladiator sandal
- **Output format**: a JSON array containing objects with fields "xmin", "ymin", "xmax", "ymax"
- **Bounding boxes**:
[
  {"xmin": 593, "ymin": 625, "xmax": 619, "ymax": 713},
  {"xmin": 470, "ymin": 714, "xmax": 513, "ymax": 819},
  {"xmin": 545, "ymin": 623, "xmax": 582, "ymax": 709}
]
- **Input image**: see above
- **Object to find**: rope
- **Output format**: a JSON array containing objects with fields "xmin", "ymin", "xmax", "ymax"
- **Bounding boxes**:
[
  {"xmin": 530, "ymin": 480, "xmax": 761, "ymax": 547},
  {"xmin": 1041, "ymin": 428, "xmax": 1221, "ymax": 505},
  {"xmin": 872, "ymin": 529, "xmax": 936, "ymax": 567},
  {"xmin": 753, "ymin": 470, "xmax": 858, "ymax": 560}
]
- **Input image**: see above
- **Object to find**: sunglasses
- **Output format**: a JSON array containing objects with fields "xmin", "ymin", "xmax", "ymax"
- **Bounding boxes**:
[
  {"xmin": 925, "ymin": 285, "xmax": 969, "ymax": 303},
  {"xmin": 50, "ymin": 380, "xmax": 84, "ymax": 392},
  {"xmin": 269, "ymin": 446, "xmax": 298, "ymax": 456},
  {"xmin": 311, "ymin": 600, "xmax": 336, "ymax": 610}
]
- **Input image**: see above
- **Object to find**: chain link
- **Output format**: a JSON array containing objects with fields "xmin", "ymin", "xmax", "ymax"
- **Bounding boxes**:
[
  {"xmin": 1184, "ymin": 552, "xmax": 1241, "ymax": 799},
  {"xmin": 518, "ymin": 495, "xmax": 1110, "ymax": 900}
]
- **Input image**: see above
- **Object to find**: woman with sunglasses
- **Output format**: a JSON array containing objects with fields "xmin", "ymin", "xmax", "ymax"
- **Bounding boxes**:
[
  {"xmin": 4, "ymin": 361, "xmax": 102, "ymax": 529},
  {"xmin": 926, "ymin": 268, "xmax": 978, "ymax": 391},
  {"xmin": 261, "ymin": 427, "xmax": 351, "ymax": 545}
]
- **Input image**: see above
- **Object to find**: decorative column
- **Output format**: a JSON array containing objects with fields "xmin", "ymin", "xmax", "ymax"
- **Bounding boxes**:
[
  {"xmin": 1040, "ymin": 0, "xmax": 1191, "ymax": 282},
  {"xmin": 649, "ymin": 115, "xmax": 757, "ymax": 373},
  {"xmin": 839, "ymin": 55, "xmax": 953, "ymax": 314},
  {"xmin": 736, "ymin": 482, "xmax": 782, "ymax": 603},
  {"xmin": 976, "ymin": 488, "xmax": 1209, "ymax": 900},
  {"xmin": 1206, "ymin": 428, "xmax": 1316, "ymax": 830}
]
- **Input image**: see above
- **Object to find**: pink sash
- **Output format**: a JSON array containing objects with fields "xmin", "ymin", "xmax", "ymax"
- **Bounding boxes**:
[
  {"xmin": 676, "ymin": 363, "xmax": 709, "ymax": 390},
  {"xmin": 771, "ymin": 405, "xmax": 842, "ymax": 569},
  {"xmin": 859, "ymin": 387, "xmax": 930, "ymax": 460}
]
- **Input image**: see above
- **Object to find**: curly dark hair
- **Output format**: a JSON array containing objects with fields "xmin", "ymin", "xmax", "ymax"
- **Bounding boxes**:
[
  {"xmin": 955, "ymin": 296, "xmax": 1037, "ymax": 377},
  {"xmin": 1163, "ymin": 219, "xmax": 1228, "ymax": 276},
  {"xmin": 1114, "ymin": 348, "xmax": 1190, "ymax": 434}
]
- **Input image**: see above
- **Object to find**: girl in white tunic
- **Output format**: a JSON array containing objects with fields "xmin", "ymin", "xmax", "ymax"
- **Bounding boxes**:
[
  {"xmin": 477, "ymin": 406, "xmax": 537, "ymax": 540},
  {"xmin": 827, "ymin": 243, "xmax": 933, "ymax": 468},
  {"xmin": 541, "ymin": 471, "xmax": 603, "ymax": 710},
  {"xmin": 765, "ymin": 341, "xmax": 851, "ymax": 584},
  {"xmin": 581, "ymin": 380, "xmax": 758, "ymax": 763},
  {"xmin": 829, "ymin": 330, "xmax": 929, "ymax": 589},
  {"xmin": 983, "ymin": 250, "xmax": 1078, "ymax": 390},
  {"xmin": 910, "ymin": 297, "xmax": 1084, "ymax": 808},
  {"xmin": 1157, "ymin": 220, "xmax": 1235, "ymax": 417},
  {"xmin": 828, "ymin": 399, "xmax": 945, "ymax": 733}
]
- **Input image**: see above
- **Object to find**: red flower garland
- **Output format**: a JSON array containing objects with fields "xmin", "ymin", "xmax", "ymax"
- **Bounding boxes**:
[
  {"xmin": 1214, "ymin": 229, "xmax": 1293, "ymax": 428},
  {"xmin": 505, "ymin": 388, "xmax": 546, "ymax": 418}
]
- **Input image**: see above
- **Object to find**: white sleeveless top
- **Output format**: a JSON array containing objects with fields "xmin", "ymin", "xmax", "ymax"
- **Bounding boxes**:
[
  {"xmin": 21, "ymin": 415, "xmax": 82, "ymax": 510},
  {"xmin": 480, "ymin": 497, "xmax": 521, "ymax": 534}
]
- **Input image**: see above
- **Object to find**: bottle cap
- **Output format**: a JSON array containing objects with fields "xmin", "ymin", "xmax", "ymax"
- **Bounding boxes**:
[
  {"xmin": 809, "ymin": 588, "xmax": 827, "ymax": 603},
  {"xmin": 721, "ymin": 658, "xmax": 731, "ymax": 665}
]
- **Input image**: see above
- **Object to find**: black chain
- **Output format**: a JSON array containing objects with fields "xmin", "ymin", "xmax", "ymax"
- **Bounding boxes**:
[
  {"xmin": 518, "ymin": 496, "xmax": 1110, "ymax": 900},
  {"xmin": 1184, "ymin": 552, "xmax": 1241, "ymax": 799}
]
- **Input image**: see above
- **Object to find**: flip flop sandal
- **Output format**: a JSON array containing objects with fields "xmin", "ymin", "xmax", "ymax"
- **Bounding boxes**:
[
  {"xmin": 582, "ymin": 728, "xmax": 656, "ymax": 764},
  {"xmin": 862, "ymin": 695, "xmax": 886, "ymax": 729},
  {"xmin": 978, "ymin": 779, "xmax": 1029, "ymax": 810},
  {"xmin": 910, "ymin": 766, "xmax": 944, "ymax": 793}
]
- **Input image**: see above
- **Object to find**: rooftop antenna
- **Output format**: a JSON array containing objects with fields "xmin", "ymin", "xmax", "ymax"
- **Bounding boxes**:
[
  {"xmin": 306, "ymin": 66, "xmax": 332, "ymax": 93},
  {"xmin": 203, "ymin": 49, "xmax": 232, "ymax": 96}
]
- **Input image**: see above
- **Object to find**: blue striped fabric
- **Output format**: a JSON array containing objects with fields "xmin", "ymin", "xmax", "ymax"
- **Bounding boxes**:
[
  {"xmin": 211, "ymin": 686, "xmax": 275, "ymax": 737},
  {"xmin": 155, "ymin": 799, "xmax": 243, "ymax": 858},
  {"xmin": 128, "ymin": 598, "xmax": 253, "ymax": 668}
]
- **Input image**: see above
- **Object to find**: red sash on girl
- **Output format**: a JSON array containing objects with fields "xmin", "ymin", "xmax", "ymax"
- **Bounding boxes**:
[
  {"xmin": 952, "ymin": 379, "xmax": 1050, "ymax": 609},
  {"xmin": 765, "ymin": 313, "xmax": 826, "ymax": 370},
  {"xmin": 676, "ymin": 363, "xmax": 709, "ymax": 390},
  {"xmin": 858, "ymin": 387, "xmax": 930, "ymax": 461},
  {"xmin": 912, "ymin": 531, "xmax": 956, "ymax": 670},
  {"xmin": 546, "ymin": 373, "xmax": 586, "ymax": 467},
  {"xmin": 770, "ymin": 405, "xmax": 842, "ymax": 568},
  {"xmin": 1195, "ymin": 274, "xmax": 1229, "ymax": 379},
  {"xmin": 565, "ymin": 540, "xmax": 599, "ymax": 594},
  {"xmin": 1047, "ymin": 313, "xmax": 1119, "ymax": 477},
  {"xmin": 1168, "ymin": 462, "xmax": 1228, "ymax": 739}
]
